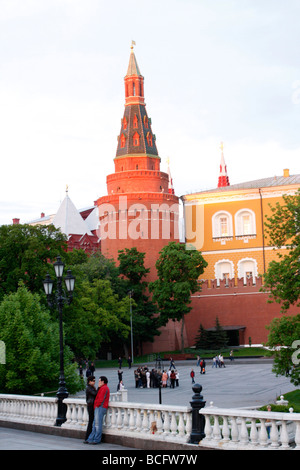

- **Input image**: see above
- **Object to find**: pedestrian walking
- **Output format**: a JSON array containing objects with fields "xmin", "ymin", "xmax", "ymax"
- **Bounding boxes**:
[
  {"xmin": 190, "ymin": 369, "xmax": 195, "ymax": 383},
  {"xmin": 118, "ymin": 357, "xmax": 122, "ymax": 369},
  {"xmin": 85, "ymin": 376, "xmax": 110, "ymax": 445},
  {"xmin": 127, "ymin": 356, "xmax": 132, "ymax": 369},
  {"xmin": 84, "ymin": 376, "xmax": 97, "ymax": 443}
]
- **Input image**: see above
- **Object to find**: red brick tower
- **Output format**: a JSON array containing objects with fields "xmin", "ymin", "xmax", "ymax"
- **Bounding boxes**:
[{"xmin": 96, "ymin": 44, "xmax": 179, "ymax": 281}]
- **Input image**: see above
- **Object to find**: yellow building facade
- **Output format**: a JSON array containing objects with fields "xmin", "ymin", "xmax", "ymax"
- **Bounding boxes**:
[{"xmin": 182, "ymin": 169, "xmax": 300, "ymax": 285}]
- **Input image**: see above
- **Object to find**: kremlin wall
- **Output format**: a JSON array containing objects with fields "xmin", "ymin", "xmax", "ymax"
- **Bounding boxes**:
[{"xmin": 12, "ymin": 46, "xmax": 300, "ymax": 354}]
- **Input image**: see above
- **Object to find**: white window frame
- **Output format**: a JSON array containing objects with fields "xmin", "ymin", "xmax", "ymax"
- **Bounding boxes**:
[
  {"xmin": 235, "ymin": 209, "xmax": 256, "ymax": 237},
  {"xmin": 237, "ymin": 258, "xmax": 258, "ymax": 284},
  {"xmin": 212, "ymin": 211, "xmax": 233, "ymax": 239}
]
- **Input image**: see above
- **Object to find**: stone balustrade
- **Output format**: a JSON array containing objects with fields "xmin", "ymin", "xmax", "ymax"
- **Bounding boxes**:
[
  {"xmin": 1, "ymin": 393, "xmax": 300, "ymax": 449},
  {"xmin": 64, "ymin": 399, "xmax": 192, "ymax": 444},
  {"xmin": 199, "ymin": 405, "xmax": 300, "ymax": 450}
]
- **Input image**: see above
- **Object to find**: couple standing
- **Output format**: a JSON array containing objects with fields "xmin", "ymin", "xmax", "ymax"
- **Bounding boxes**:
[{"xmin": 84, "ymin": 375, "xmax": 110, "ymax": 445}]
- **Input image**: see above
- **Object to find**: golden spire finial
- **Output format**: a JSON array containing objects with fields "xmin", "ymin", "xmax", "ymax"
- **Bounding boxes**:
[
  {"xmin": 66, "ymin": 184, "xmax": 69, "ymax": 194},
  {"xmin": 220, "ymin": 141, "xmax": 224, "ymax": 152},
  {"xmin": 131, "ymin": 40, "xmax": 136, "ymax": 50},
  {"xmin": 166, "ymin": 157, "xmax": 170, "ymax": 166}
]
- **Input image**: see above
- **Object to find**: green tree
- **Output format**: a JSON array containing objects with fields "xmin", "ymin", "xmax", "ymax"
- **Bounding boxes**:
[
  {"xmin": 209, "ymin": 317, "xmax": 228, "ymax": 350},
  {"xmin": 266, "ymin": 314, "xmax": 300, "ymax": 386},
  {"xmin": 0, "ymin": 224, "xmax": 67, "ymax": 301},
  {"xmin": 262, "ymin": 189, "xmax": 300, "ymax": 311},
  {"xmin": 118, "ymin": 248, "xmax": 159, "ymax": 356},
  {"xmin": 65, "ymin": 279, "xmax": 131, "ymax": 359},
  {"xmin": 149, "ymin": 242, "xmax": 208, "ymax": 351},
  {"xmin": 0, "ymin": 284, "xmax": 82, "ymax": 394}
]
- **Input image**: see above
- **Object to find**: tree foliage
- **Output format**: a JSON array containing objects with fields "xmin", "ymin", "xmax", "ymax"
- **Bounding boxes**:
[
  {"xmin": 266, "ymin": 314, "xmax": 300, "ymax": 386},
  {"xmin": 118, "ymin": 248, "xmax": 160, "ymax": 354},
  {"xmin": 0, "ymin": 285, "xmax": 82, "ymax": 394},
  {"xmin": 149, "ymin": 242, "xmax": 208, "ymax": 351},
  {"xmin": 263, "ymin": 189, "xmax": 300, "ymax": 311},
  {"xmin": 0, "ymin": 224, "xmax": 67, "ymax": 301}
]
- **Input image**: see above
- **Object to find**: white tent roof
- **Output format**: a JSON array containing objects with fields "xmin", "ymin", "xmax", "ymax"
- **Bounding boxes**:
[{"xmin": 52, "ymin": 194, "xmax": 92, "ymax": 236}]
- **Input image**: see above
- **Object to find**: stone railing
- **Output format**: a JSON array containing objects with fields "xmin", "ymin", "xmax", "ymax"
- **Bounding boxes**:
[
  {"xmin": 1, "ymin": 393, "xmax": 300, "ymax": 449},
  {"xmin": 0, "ymin": 393, "xmax": 192, "ymax": 445},
  {"xmin": 199, "ymin": 405, "xmax": 300, "ymax": 450}
]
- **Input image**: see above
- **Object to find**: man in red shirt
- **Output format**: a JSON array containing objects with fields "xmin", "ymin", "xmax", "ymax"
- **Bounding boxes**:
[{"xmin": 86, "ymin": 376, "xmax": 110, "ymax": 445}]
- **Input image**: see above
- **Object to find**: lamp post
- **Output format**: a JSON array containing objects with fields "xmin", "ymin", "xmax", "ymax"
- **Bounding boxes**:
[
  {"xmin": 43, "ymin": 255, "xmax": 75, "ymax": 426},
  {"xmin": 128, "ymin": 290, "xmax": 134, "ymax": 365}
]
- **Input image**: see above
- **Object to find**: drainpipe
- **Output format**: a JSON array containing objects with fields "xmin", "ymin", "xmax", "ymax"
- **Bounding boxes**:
[{"xmin": 259, "ymin": 188, "xmax": 266, "ymax": 274}]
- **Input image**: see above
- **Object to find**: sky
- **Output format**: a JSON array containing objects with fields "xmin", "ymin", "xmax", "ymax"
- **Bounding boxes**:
[{"xmin": 1, "ymin": 0, "xmax": 300, "ymax": 225}]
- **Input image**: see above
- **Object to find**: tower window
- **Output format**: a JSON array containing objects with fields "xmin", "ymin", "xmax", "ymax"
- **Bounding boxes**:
[
  {"xmin": 133, "ymin": 132, "xmax": 140, "ymax": 146},
  {"xmin": 123, "ymin": 117, "xmax": 127, "ymax": 130},
  {"xmin": 120, "ymin": 133, "xmax": 126, "ymax": 148},
  {"xmin": 133, "ymin": 114, "xmax": 138, "ymax": 128},
  {"xmin": 146, "ymin": 132, "xmax": 153, "ymax": 146}
]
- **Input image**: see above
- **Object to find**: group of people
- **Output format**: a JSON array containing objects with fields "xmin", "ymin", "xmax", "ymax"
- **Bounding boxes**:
[
  {"xmin": 212, "ymin": 354, "xmax": 226, "ymax": 368},
  {"xmin": 134, "ymin": 365, "xmax": 180, "ymax": 389}
]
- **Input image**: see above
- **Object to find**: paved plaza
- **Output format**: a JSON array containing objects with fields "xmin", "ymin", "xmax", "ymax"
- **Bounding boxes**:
[
  {"xmin": 76, "ymin": 357, "xmax": 298, "ymax": 409},
  {"xmin": 0, "ymin": 358, "xmax": 298, "ymax": 450}
]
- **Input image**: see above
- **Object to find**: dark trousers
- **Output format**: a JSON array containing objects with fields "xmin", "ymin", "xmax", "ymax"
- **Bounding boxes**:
[{"xmin": 85, "ymin": 404, "xmax": 94, "ymax": 441}]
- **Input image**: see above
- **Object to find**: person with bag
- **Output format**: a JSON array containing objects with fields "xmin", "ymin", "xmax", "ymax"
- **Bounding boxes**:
[{"xmin": 85, "ymin": 376, "xmax": 110, "ymax": 445}]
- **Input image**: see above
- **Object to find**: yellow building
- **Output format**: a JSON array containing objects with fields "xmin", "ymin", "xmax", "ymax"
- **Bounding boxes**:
[{"xmin": 182, "ymin": 168, "xmax": 300, "ymax": 285}]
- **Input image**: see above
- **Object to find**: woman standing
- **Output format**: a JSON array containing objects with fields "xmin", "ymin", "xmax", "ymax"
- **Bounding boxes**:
[{"xmin": 84, "ymin": 376, "xmax": 97, "ymax": 442}]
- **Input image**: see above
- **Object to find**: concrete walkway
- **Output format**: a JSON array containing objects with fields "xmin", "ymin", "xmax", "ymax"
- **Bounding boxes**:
[{"xmin": 0, "ymin": 427, "xmax": 136, "ymax": 450}]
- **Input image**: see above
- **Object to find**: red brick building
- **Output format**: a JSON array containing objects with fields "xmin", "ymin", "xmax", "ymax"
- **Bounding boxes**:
[{"xmin": 95, "ymin": 44, "xmax": 179, "ymax": 282}]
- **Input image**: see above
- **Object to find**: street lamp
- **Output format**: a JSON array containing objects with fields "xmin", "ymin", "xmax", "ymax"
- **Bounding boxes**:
[
  {"xmin": 128, "ymin": 290, "xmax": 134, "ymax": 365},
  {"xmin": 42, "ymin": 255, "xmax": 75, "ymax": 426}
]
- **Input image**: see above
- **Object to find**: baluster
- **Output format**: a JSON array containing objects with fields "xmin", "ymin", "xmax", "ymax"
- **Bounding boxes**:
[
  {"xmin": 156, "ymin": 410, "xmax": 163, "ymax": 435},
  {"xmin": 123, "ymin": 408, "xmax": 129, "ymax": 429},
  {"xmin": 185, "ymin": 412, "xmax": 192, "ymax": 438},
  {"xmin": 279, "ymin": 420, "xmax": 289, "ymax": 449},
  {"xmin": 239, "ymin": 417, "xmax": 249, "ymax": 446},
  {"xmin": 212, "ymin": 415, "xmax": 221, "ymax": 441},
  {"xmin": 222, "ymin": 416, "xmax": 230, "ymax": 443},
  {"xmin": 136, "ymin": 408, "xmax": 142, "ymax": 432},
  {"xmin": 250, "ymin": 418, "xmax": 258, "ymax": 446},
  {"xmin": 117, "ymin": 407, "xmax": 123, "ymax": 429},
  {"xmin": 129, "ymin": 408, "xmax": 135, "ymax": 431},
  {"xmin": 259, "ymin": 419, "xmax": 268, "ymax": 447},
  {"xmin": 142, "ymin": 409, "xmax": 149, "ymax": 433},
  {"xmin": 203, "ymin": 414, "xmax": 212, "ymax": 441},
  {"xmin": 110, "ymin": 407, "xmax": 117, "ymax": 429},
  {"xmin": 163, "ymin": 411, "xmax": 170, "ymax": 435},
  {"xmin": 230, "ymin": 416, "xmax": 239, "ymax": 444},
  {"xmin": 178, "ymin": 412, "xmax": 185, "ymax": 438},
  {"xmin": 294, "ymin": 421, "xmax": 300, "ymax": 450},
  {"xmin": 170, "ymin": 411, "xmax": 177, "ymax": 436},
  {"xmin": 270, "ymin": 420, "xmax": 279, "ymax": 448}
]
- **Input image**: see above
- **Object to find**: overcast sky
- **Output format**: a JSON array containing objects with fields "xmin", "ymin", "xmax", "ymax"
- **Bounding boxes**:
[{"xmin": 1, "ymin": 0, "xmax": 300, "ymax": 225}]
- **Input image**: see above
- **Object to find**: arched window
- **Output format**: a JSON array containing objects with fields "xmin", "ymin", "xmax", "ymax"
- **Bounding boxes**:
[
  {"xmin": 133, "ymin": 132, "xmax": 140, "ymax": 146},
  {"xmin": 237, "ymin": 258, "xmax": 258, "ymax": 285},
  {"xmin": 214, "ymin": 260, "xmax": 234, "ymax": 286},
  {"xmin": 212, "ymin": 211, "xmax": 233, "ymax": 239},
  {"xmin": 144, "ymin": 115, "xmax": 149, "ymax": 128},
  {"xmin": 235, "ymin": 209, "xmax": 256, "ymax": 237},
  {"xmin": 123, "ymin": 117, "xmax": 127, "ymax": 130}
]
